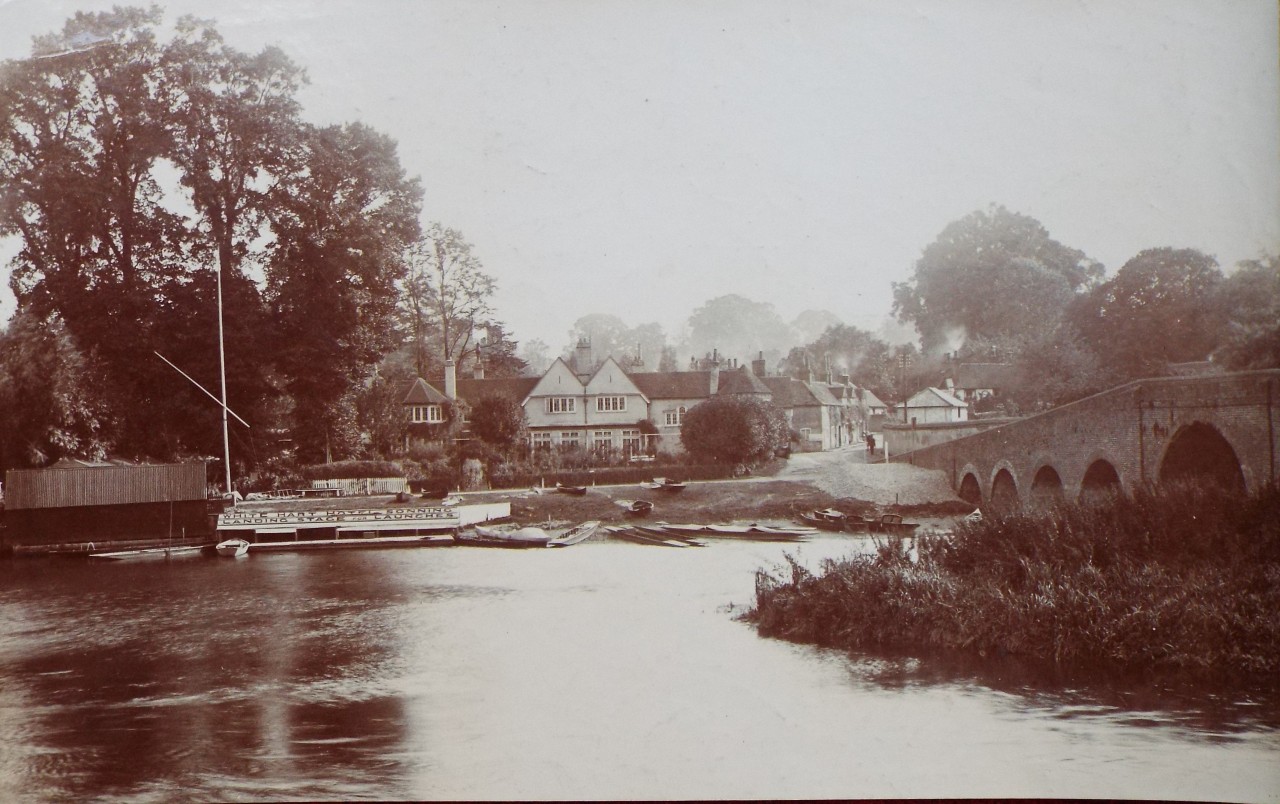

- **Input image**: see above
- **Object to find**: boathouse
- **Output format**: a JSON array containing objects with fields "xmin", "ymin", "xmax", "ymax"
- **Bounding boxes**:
[{"xmin": 2, "ymin": 461, "xmax": 210, "ymax": 553}]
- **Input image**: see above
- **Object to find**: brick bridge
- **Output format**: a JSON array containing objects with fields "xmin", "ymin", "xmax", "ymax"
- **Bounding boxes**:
[{"xmin": 888, "ymin": 369, "xmax": 1280, "ymax": 509}]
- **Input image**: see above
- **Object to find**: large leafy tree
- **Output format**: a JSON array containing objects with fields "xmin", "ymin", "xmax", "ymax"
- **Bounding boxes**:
[
  {"xmin": 1213, "ymin": 254, "xmax": 1280, "ymax": 370},
  {"xmin": 680, "ymin": 395, "xmax": 787, "ymax": 465},
  {"xmin": 268, "ymin": 122, "xmax": 422, "ymax": 463},
  {"xmin": 0, "ymin": 311, "xmax": 111, "ymax": 470},
  {"xmin": 893, "ymin": 205, "xmax": 1103, "ymax": 354},
  {"xmin": 0, "ymin": 8, "xmax": 192, "ymax": 457},
  {"xmin": 685, "ymin": 294, "xmax": 796, "ymax": 367},
  {"xmin": 1069, "ymin": 247, "xmax": 1224, "ymax": 381}
]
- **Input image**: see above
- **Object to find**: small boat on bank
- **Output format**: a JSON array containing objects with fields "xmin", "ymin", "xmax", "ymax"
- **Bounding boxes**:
[
  {"xmin": 873, "ymin": 513, "xmax": 920, "ymax": 535},
  {"xmin": 90, "ymin": 544, "xmax": 207, "ymax": 561},
  {"xmin": 215, "ymin": 538, "xmax": 250, "ymax": 558},
  {"xmin": 457, "ymin": 525, "xmax": 553, "ymax": 548},
  {"xmin": 634, "ymin": 525, "xmax": 705, "ymax": 546},
  {"xmin": 642, "ymin": 477, "xmax": 687, "ymax": 492},
  {"xmin": 547, "ymin": 520, "xmax": 600, "ymax": 547},
  {"xmin": 555, "ymin": 483, "xmax": 589, "ymax": 496},
  {"xmin": 605, "ymin": 525, "xmax": 687, "ymax": 547},
  {"xmin": 614, "ymin": 499, "xmax": 654, "ymax": 516}
]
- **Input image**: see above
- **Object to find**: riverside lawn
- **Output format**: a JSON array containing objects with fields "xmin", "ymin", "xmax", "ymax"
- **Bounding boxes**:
[{"xmin": 748, "ymin": 483, "xmax": 1280, "ymax": 685}]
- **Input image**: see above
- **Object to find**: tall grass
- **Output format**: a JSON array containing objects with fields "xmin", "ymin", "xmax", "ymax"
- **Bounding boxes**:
[{"xmin": 748, "ymin": 483, "xmax": 1280, "ymax": 681}]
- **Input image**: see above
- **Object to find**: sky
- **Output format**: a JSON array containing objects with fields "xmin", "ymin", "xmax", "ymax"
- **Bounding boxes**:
[{"xmin": 1, "ymin": 0, "xmax": 1277, "ymax": 354}]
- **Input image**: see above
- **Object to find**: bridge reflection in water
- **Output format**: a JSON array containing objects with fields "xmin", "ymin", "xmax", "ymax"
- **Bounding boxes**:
[{"xmin": 890, "ymin": 369, "xmax": 1278, "ymax": 509}]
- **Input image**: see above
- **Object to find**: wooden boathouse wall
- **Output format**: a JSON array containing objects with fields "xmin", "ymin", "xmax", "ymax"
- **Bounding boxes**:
[{"xmin": 3, "ymin": 463, "xmax": 211, "ymax": 549}]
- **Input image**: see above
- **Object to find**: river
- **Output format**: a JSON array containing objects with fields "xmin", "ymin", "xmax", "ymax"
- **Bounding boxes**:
[{"xmin": 1, "ymin": 535, "xmax": 1277, "ymax": 802}]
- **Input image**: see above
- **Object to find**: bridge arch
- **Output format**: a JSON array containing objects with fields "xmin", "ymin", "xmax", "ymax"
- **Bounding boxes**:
[
  {"xmin": 990, "ymin": 464, "xmax": 1020, "ymax": 511},
  {"xmin": 1079, "ymin": 458, "xmax": 1122, "ymax": 502},
  {"xmin": 958, "ymin": 472, "xmax": 982, "ymax": 506},
  {"xmin": 1158, "ymin": 421, "xmax": 1246, "ymax": 492},
  {"xmin": 1030, "ymin": 464, "xmax": 1065, "ymax": 507}
]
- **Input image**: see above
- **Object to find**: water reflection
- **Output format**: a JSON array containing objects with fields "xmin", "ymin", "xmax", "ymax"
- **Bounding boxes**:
[{"xmin": 0, "ymin": 539, "xmax": 1277, "ymax": 801}]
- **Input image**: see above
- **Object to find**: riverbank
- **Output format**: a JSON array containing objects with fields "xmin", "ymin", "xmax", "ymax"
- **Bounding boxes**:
[{"xmin": 747, "ymin": 483, "xmax": 1280, "ymax": 684}]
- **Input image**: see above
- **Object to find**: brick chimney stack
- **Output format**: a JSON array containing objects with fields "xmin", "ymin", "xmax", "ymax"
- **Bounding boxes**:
[
  {"xmin": 444, "ymin": 359, "xmax": 457, "ymax": 399},
  {"xmin": 709, "ymin": 348, "xmax": 721, "ymax": 395},
  {"xmin": 752, "ymin": 351, "xmax": 766, "ymax": 377}
]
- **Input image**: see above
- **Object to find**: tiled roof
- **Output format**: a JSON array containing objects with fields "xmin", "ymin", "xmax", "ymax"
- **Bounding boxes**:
[
  {"xmin": 802, "ymin": 381, "xmax": 841, "ymax": 406},
  {"xmin": 717, "ymin": 368, "xmax": 772, "ymax": 396},
  {"xmin": 402, "ymin": 377, "xmax": 449, "ymax": 405},
  {"xmin": 857, "ymin": 387, "xmax": 887, "ymax": 409},
  {"xmin": 455, "ymin": 376, "xmax": 540, "ymax": 403},
  {"xmin": 630, "ymin": 371, "xmax": 712, "ymax": 399}
]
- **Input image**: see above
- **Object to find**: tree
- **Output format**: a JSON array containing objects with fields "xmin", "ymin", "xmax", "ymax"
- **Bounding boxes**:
[
  {"xmin": 269, "ymin": 122, "xmax": 422, "ymax": 463},
  {"xmin": 0, "ymin": 7, "xmax": 190, "ymax": 457},
  {"xmin": 680, "ymin": 395, "xmax": 787, "ymax": 465},
  {"xmin": 1213, "ymin": 254, "xmax": 1280, "ymax": 370},
  {"xmin": 1069, "ymin": 247, "xmax": 1224, "ymax": 381},
  {"xmin": 473, "ymin": 321, "xmax": 527, "ymax": 378},
  {"xmin": 685, "ymin": 294, "xmax": 796, "ymax": 367},
  {"xmin": 0, "ymin": 311, "xmax": 111, "ymax": 470},
  {"xmin": 564, "ymin": 313, "xmax": 631, "ymax": 368},
  {"xmin": 1006, "ymin": 323, "xmax": 1105, "ymax": 409},
  {"xmin": 893, "ymin": 205, "xmax": 1103, "ymax": 354},
  {"xmin": 468, "ymin": 395, "xmax": 528, "ymax": 450},
  {"xmin": 792, "ymin": 309, "xmax": 842, "ymax": 345},
  {"xmin": 401, "ymin": 222, "xmax": 496, "ymax": 377},
  {"xmin": 519, "ymin": 338, "xmax": 552, "ymax": 376}
]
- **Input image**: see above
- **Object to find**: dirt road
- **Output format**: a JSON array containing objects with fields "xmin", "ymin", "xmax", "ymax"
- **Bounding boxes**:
[{"xmin": 775, "ymin": 446, "xmax": 960, "ymax": 506}]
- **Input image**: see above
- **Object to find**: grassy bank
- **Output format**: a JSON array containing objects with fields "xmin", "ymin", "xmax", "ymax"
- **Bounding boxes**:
[{"xmin": 747, "ymin": 484, "xmax": 1280, "ymax": 682}]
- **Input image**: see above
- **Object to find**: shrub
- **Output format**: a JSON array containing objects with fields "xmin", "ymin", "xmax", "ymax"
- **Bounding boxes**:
[
  {"xmin": 468, "ymin": 395, "xmax": 529, "ymax": 450},
  {"xmin": 300, "ymin": 459, "xmax": 406, "ymax": 480},
  {"xmin": 680, "ymin": 395, "xmax": 788, "ymax": 464},
  {"xmin": 748, "ymin": 483, "xmax": 1280, "ymax": 681}
]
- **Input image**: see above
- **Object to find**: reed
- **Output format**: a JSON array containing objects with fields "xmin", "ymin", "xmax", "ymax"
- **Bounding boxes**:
[{"xmin": 748, "ymin": 483, "xmax": 1280, "ymax": 681}]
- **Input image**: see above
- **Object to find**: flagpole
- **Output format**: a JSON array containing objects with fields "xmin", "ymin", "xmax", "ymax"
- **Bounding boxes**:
[{"xmin": 215, "ymin": 264, "xmax": 232, "ymax": 496}]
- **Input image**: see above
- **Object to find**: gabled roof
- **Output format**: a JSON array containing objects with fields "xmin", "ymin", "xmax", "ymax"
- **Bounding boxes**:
[
  {"xmin": 717, "ymin": 368, "xmax": 772, "ymax": 396},
  {"xmin": 761, "ymin": 376, "xmax": 803, "ymax": 407},
  {"xmin": 402, "ymin": 377, "xmax": 449, "ymax": 405},
  {"xmin": 906, "ymin": 387, "xmax": 967, "ymax": 408},
  {"xmin": 455, "ymin": 375, "xmax": 540, "ymax": 403},
  {"xmin": 630, "ymin": 371, "xmax": 712, "ymax": 400},
  {"xmin": 801, "ymin": 381, "xmax": 841, "ymax": 406},
  {"xmin": 857, "ymin": 387, "xmax": 887, "ymax": 409},
  {"xmin": 954, "ymin": 362, "xmax": 1014, "ymax": 390}
]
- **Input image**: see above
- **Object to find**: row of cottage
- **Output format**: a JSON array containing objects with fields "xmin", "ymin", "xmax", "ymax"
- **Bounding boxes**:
[{"xmin": 402, "ymin": 340, "xmax": 889, "ymax": 456}]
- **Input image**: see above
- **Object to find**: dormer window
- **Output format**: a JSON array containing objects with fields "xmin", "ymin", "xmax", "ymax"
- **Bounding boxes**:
[{"xmin": 410, "ymin": 404, "xmax": 444, "ymax": 424}]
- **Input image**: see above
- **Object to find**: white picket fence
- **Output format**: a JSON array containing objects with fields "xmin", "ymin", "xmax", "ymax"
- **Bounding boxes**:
[{"xmin": 311, "ymin": 477, "xmax": 408, "ymax": 497}]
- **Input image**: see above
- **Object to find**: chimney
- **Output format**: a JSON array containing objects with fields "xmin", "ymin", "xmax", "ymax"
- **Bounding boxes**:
[
  {"xmin": 752, "ymin": 351, "xmax": 766, "ymax": 377},
  {"xmin": 709, "ymin": 348, "xmax": 720, "ymax": 395},
  {"xmin": 444, "ymin": 359, "xmax": 457, "ymax": 400},
  {"xmin": 799, "ymin": 357, "xmax": 813, "ymax": 383},
  {"xmin": 472, "ymin": 356, "xmax": 485, "ymax": 380},
  {"xmin": 839, "ymin": 373, "xmax": 850, "ymax": 386},
  {"xmin": 574, "ymin": 337, "xmax": 593, "ymax": 377}
]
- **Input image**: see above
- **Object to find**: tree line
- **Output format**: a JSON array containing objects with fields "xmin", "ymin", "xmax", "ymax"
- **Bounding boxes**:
[{"xmin": 0, "ymin": 7, "xmax": 517, "ymax": 478}]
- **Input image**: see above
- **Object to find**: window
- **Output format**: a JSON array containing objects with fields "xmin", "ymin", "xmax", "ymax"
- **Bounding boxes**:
[
  {"xmin": 532, "ymin": 431, "xmax": 553, "ymax": 449},
  {"xmin": 664, "ymin": 406, "xmax": 686, "ymax": 426},
  {"xmin": 546, "ymin": 397, "xmax": 576, "ymax": 414},
  {"xmin": 622, "ymin": 429, "xmax": 642, "ymax": 454},
  {"xmin": 800, "ymin": 427, "xmax": 813, "ymax": 441},
  {"xmin": 410, "ymin": 404, "xmax": 443, "ymax": 424},
  {"xmin": 559, "ymin": 431, "xmax": 581, "ymax": 448},
  {"xmin": 593, "ymin": 430, "xmax": 614, "ymax": 451},
  {"xmin": 596, "ymin": 396, "xmax": 626, "ymax": 412}
]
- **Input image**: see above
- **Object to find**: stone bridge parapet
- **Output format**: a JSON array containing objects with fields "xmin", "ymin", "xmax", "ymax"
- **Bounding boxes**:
[{"xmin": 888, "ymin": 370, "xmax": 1279, "ymax": 508}]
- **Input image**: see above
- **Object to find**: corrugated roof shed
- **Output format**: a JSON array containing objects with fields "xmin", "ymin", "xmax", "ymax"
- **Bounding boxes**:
[{"xmin": 5, "ymin": 462, "xmax": 207, "ymax": 510}]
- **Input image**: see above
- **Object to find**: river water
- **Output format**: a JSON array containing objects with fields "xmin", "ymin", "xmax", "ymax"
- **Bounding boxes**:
[{"xmin": 1, "ymin": 535, "xmax": 1277, "ymax": 802}]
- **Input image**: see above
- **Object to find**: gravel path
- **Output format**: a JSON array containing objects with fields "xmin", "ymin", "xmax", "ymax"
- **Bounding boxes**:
[{"xmin": 776, "ymin": 446, "xmax": 960, "ymax": 505}]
